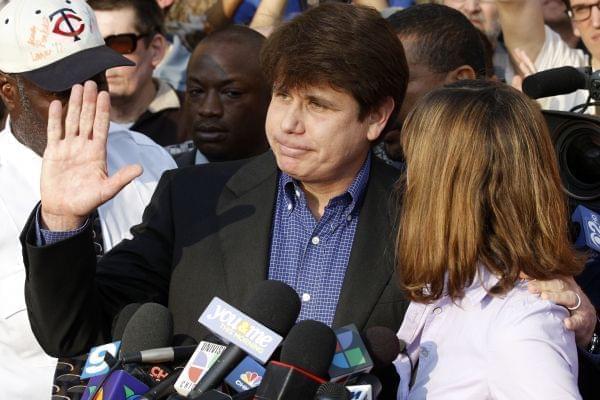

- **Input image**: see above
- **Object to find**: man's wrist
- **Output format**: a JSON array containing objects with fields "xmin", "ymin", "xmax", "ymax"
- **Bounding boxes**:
[
  {"xmin": 40, "ymin": 208, "xmax": 87, "ymax": 231},
  {"xmin": 586, "ymin": 315, "xmax": 600, "ymax": 354}
]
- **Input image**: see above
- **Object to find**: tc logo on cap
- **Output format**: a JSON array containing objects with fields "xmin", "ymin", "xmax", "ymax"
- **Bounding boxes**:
[{"xmin": 49, "ymin": 7, "xmax": 84, "ymax": 41}]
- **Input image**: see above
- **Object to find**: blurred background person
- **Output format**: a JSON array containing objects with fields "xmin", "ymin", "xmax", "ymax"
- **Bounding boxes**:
[
  {"xmin": 89, "ymin": 0, "xmax": 185, "ymax": 146},
  {"xmin": 496, "ymin": 0, "xmax": 595, "ymax": 113},
  {"xmin": 377, "ymin": 3, "xmax": 487, "ymax": 167}
]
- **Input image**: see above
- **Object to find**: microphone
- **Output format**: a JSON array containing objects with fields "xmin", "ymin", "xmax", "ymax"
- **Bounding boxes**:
[
  {"xmin": 254, "ymin": 319, "xmax": 338, "ymax": 400},
  {"xmin": 522, "ymin": 67, "xmax": 588, "ymax": 99},
  {"xmin": 328, "ymin": 324, "xmax": 374, "ymax": 382},
  {"xmin": 82, "ymin": 303, "xmax": 174, "ymax": 399},
  {"xmin": 314, "ymin": 382, "xmax": 351, "ymax": 400},
  {"xmin": 187, "ymin": 280, "xmax": 301, "ymax": 397},
  {"xmin": 224, "ymin": 356, "xmax": 265, "ymax": 393},
  {"xmin": 362, "ymin": 326, "xmax": 403, "ymax": 369},
  {"xmin": 119, "ymin": 303, "xmax": 174, "ymax": 357},
  {"xmin": 120, "ymin": 345, "xmax": 198, "ymax": 364},
  {"xmin": 572, "ymin": 205, "xmax": 600, "ymax": 252},
  {"xmin": 346, "ymin": 374, "xmax": 382, "ymax": 400},
  {"xmin": 112, "ymin": 302, "xmax": 142, "ymax": 340}
]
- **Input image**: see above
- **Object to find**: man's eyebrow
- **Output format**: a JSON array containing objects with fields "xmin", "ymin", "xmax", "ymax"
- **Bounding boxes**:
[{"xmin": 305, "ymin": 94, "xmax": 338, "ymax": 109}]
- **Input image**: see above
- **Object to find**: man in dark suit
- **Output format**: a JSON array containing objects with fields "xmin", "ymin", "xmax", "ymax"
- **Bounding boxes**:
[{"xmin": 22, "ymin": 3, "xmax": 409, "ymax": 358}]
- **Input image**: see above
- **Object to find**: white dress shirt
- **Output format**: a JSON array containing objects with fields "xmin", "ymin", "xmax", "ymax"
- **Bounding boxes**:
[
  {"xmin": 395, "ymin": 267, "xmax": 581, "ymax": 400},
  {"xmin": 0, "ymin": 120, "xmax": 176, "ymax": 398}
]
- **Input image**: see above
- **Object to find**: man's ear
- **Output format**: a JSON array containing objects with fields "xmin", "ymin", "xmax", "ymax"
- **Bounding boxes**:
[
  {"xmin": 0, "ymin": 72, "xmax": 18, "ymax": 112},
  {"xmin": 573, "ymin": 20, "xmax": 581, "ymax": 38},
  {"xmin": 149, "ymin": 33, "xmax": 168, "ymax": 69},
  {"xmin": 366, "ymin": 96, "xmax": 395, "ymax": 142},
  {"xmin": 444, "ymin": 64, "xmax": 477, "ymax": 83}
]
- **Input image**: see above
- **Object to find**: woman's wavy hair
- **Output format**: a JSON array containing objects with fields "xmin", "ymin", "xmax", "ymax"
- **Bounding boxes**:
[{"xmin": 396, "ymin": 80, "xmax": 583, "ymax": 302}]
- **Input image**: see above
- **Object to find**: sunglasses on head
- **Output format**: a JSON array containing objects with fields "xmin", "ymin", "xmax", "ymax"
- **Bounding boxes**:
[{"xmin": 104, "ymin": 33, "xmax": 150, "ymax": 55}]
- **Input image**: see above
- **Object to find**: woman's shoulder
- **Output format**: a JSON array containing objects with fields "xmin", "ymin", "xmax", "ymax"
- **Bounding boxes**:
[{"xmin": 492, "ymin": 280, "xmax": 570, "ymax": 335}]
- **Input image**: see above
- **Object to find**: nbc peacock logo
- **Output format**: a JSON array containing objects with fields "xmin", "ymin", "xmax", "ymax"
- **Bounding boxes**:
[{"xmin": 240, "ymin": 371, "xmax": 262, "ymax": 388}]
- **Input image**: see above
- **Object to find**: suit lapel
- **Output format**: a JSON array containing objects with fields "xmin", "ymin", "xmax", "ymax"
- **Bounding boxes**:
[
  {"xmin": 216, "ymin": 152, "xmax": 278, "ymax": 307},
  {"xmin": 333, "ymin": 159, "xmax": 399, "ymax": 329}
]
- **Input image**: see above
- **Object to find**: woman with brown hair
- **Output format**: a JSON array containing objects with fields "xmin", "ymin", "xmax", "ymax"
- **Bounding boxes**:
[{"xmin": 394, "ymin": 80, "xmax": 582, "ymax": 399}]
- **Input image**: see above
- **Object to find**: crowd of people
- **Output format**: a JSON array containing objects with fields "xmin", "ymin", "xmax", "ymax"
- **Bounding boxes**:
[{"xmin": 0, "ymin": 0, "xmax": 599, "ymax": 398}]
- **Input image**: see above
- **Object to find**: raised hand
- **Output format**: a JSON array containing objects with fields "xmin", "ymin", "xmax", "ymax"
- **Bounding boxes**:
[{"xmin": 40, "ymin": 81, "xmax": 143, "ymax": 231}]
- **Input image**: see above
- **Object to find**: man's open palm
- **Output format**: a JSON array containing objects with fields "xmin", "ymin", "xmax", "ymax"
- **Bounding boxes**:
[{"xmin": 40, "ymin": 81, "xmax": 142, "ymax": 231}]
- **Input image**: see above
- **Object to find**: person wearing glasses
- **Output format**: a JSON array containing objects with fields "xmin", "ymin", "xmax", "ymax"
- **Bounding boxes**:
[
  {"xmin": 88, "ymin": 0, "xmax": 186, "ymax": 147},
  {"xmin": 496, "ymin": 0, "xmax": 596, "ymax": 113}
]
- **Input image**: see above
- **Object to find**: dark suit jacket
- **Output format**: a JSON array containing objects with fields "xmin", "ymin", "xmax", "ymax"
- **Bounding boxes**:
[
  {"xmin": 174, "ymin": 149, "xmax": 196, "ymax": 168},
  {"xmin": 21, "ymin": 151, "xmax": 407, "ymax": 359}
]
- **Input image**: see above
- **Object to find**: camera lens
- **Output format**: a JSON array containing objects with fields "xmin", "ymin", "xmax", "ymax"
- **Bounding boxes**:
[
  {"xmin": 554, "ymin": 119, "xmax": 600, "ymax": 202},
  {"xmin": 565, "ymin": 134, "xmax": 600, "ymax": 185}
]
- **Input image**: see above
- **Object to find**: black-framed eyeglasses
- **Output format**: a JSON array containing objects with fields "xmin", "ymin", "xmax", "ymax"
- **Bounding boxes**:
[
  {"xmin": 104, "ymin": 33, "xmax": 150, "ymax": 55},
  {"xmin": 568, "ymin": 1, "xmax": 600, "ymax": 22}
]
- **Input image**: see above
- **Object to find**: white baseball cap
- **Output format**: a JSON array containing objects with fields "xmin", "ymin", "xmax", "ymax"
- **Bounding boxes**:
[{"xmin": 0, "ymin": 0, "xmax": 134, "ymax": 91}]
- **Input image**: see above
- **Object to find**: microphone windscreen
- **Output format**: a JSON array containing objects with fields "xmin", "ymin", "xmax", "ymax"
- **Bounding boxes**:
[
  {"xmin": 112, "ymin": 303, "xmax": 142, "ymax": 340},
  {"xmin": 120, "ymin": 303, "xmax": 174, "ymax": 354},
  {"xmin": 172, "ymin": 334, "xmax": 199, "ymax": 347},
  {"xmin": 280, "ymin": 320, "xmax": 337, "ymax": 379},
  {"xmin": 243, "ymin": 280, "xmax": 301, "ymax": 336},
  {"xmin": 522, "ymin": 67, "xmax": 587, "ymax": 99},
  {"xmin": 315, "ymin": 382, "xmax": 351, "ymax": 400},
  {"xmin": 363, "ymin": 326, "xmax": 402, "ymax": 368}
]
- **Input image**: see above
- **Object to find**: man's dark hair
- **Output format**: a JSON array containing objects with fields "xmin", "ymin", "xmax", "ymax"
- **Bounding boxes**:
[
  {"xmin": 260, "ymin": 3, "xmax": 408, "ymax": 122},
  {"xmin": 202, "ymin": 25, "xmax": 265, "ymax": 52},
  {"xmin": 387, "ymin": 4, "xmax": 486, "ymax": 78},
  {"xmin": 88, "ymin": 0, "xmax": 165, "ymax": 37}
]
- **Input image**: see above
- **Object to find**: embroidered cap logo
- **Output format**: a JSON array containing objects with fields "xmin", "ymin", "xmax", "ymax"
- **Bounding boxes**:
[{"xmin": 49, "ymin": 8, "xmax": 84, "ymax": 41}]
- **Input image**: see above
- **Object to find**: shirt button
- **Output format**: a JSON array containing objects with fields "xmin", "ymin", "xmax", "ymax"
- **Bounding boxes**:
[
  {"xmin": 295, "ymin": 190, "xmax": 300, "ymax": 198},
  {"xmin": 311, "ymin": 236, "xmax": 320, "ymax": 245},
  {"xmin": 302, "ymin": 293, "xmax": 311, "ymax": 302},
  {"xmin": 346, "ymin": 215, "xmax": 352, "ymax": 222},
  {"xmin": 287, "ymin": 203, "xmax": 292, "ymax": 211},
  {"xmin": 420, "ymin": 347, "xmax": 429, "ymax": 358},
  {"xmin": 433, "ymin": 307, "xmax": 442, "ymax": 315}
]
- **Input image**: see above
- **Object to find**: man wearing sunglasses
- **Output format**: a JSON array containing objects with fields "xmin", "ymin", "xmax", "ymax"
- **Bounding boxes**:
[
  {"xmin": 496, "ymin": 0, "xmax": 596, "ymax": 113},
  {"xmin": 0, "ymin": 0, "xmax": 176, "ymax": 397},
  {"xmin": 88, "ymin": 0, "xmax": 185, "ymax": 147}
]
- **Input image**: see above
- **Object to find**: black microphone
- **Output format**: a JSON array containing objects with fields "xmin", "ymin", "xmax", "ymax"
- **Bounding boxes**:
[
  {"xmin": 314, "ymin": 382, "xmax": 351, "ymax": 400},
  {"xmin": 112, "ymin": 302, "xmax": 143, "ymax": 341},
  {"xmin": 188, "ymin": 280, "xmax": 301, "ymax": 397},
  {"xmin": 362, "ymin": 326, "xmax": 403, "ymax": 369},
  {"xmin": 119, "ymin": 303, "xmax": 174, "ymax": 357},
  {"xmin": 254, "ymin": 320, "xmax": 338, "ymax": 400},
  {"xmin": 82, "ymin": 303, "xmax": 175, "ymax": 399},
  {"xmin": 522, "ymin": 67, "xmax": 588, "ymax": 99}
]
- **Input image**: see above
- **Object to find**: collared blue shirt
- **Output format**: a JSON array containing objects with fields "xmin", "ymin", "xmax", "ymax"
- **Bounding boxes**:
[{"xmin": 268, "ymin": 154, "xmax": 371, "ymax": 326}]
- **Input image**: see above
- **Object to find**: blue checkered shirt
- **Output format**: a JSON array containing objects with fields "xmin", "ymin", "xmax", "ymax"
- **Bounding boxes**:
[{"xmin": 268, "ymin": 154, "xmax": 371, "ymax": 326}]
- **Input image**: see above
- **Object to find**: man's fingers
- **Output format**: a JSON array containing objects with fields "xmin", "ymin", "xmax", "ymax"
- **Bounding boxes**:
[
  {"xmin": 528, "ymin": 278, "xmax": 565, "ymax": 294},
  {"xmin": 47, "ymin": 100, "xmax": 64, "ymax": 146},
  {"xmin": 101, "ymin": 165, "xmax": 143, "ymax": 202},
  {"xmin": 540, "ymin": 290, "xmax": 579, "ymax": 308},
  {"xmin": 80, "ymin": 81, "xmax": 98, "ymax": 139},
  {"xmin": 65, "ymin": 84, "xmax": 84, "ymax": 137},
  {"xmin": 92, "ymin": 90, "xmax": 111, "ymax": 143}
]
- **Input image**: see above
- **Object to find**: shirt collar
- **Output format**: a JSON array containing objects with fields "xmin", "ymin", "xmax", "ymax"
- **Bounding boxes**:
[
  {"xmin": 279, "ymin": 152, "xmax": 372, "ymax": 214},
  {"xmin": 462, "ymin": 265, "xmax": 501, "ymax": 306},
  {"xmin": 147, "ymin": 79, "xmax": 181, "ymax": 114}
]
